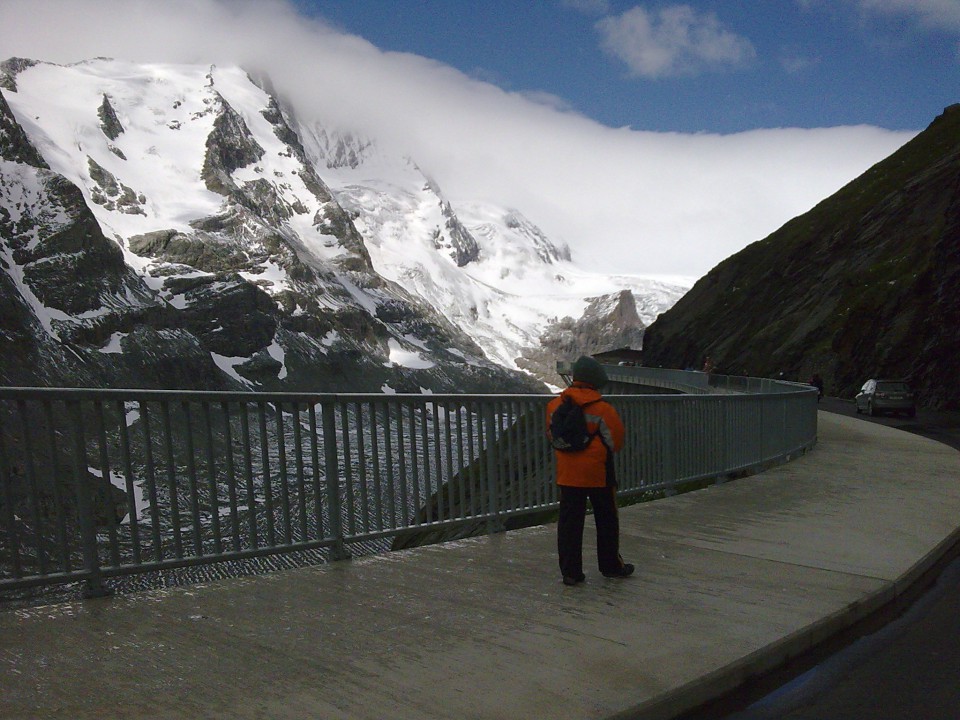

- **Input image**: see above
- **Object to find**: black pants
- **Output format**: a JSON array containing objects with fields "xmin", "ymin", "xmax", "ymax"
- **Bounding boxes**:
[{"xmin": 557, "ymin": 485, "xmax": 621, "ymax": 578}]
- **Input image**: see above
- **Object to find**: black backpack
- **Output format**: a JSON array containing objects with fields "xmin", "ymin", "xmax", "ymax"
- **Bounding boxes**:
[{"xmin": 549, "ymin": 396, "xmax": 600, "ymax": 452}]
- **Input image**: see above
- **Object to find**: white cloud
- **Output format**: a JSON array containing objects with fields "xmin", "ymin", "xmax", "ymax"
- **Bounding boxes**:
[
  {"xmin": 0, "ymin": 0, "xmax": 915, "ymax": 279},
  {"xmin": 516, "ymin": 89, "xmax": 579, "ymax": 113},
  {"xmin": 596, "ymin": 4, "xmax": 757, "ymax": 78}
]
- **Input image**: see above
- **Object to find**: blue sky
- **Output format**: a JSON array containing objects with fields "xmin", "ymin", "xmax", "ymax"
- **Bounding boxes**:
[{"xmin": 298, "ymin": 0, "xmax": 958, "ymax": 134}]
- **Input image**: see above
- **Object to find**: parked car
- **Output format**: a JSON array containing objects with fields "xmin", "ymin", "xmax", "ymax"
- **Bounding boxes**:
[{"xmin": 855, "ymin": 379, "xmax": 916, "ymax": 417}]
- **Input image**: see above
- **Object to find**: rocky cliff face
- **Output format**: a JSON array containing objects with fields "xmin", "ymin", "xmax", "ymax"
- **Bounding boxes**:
[
  {"xmin": 642, "ymin": 105, "xmax": 960, "ymax": 409},
  {"xmin": 517, "ymin": 290, "xmax": 646, "ymax": 386}
]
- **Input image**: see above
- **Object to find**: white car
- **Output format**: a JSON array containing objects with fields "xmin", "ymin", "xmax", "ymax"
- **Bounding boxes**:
[{"xmin": 855, "ymin": 379, "xmax": 916, "ymax": 418}]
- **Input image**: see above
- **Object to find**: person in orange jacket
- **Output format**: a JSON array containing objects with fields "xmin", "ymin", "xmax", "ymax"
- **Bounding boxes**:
[{"xmin": 546, "ymin": 355, "xmax": 633, "ymax": 586}]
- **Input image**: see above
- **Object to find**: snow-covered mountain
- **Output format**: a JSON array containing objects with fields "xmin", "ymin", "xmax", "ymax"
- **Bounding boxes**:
[
  {"xmin": 315, "ymin": 137, "xmax": 685, "ymax": 371},
  {"xmin": 0, "ymin": 57, "xmax": 688, "ymax": 392}
]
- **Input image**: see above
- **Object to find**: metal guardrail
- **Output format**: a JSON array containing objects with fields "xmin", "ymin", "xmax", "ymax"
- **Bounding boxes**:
[
  {"xmin": 0, "ymin": 369, "xmax": 817, "ymax": 597},
  {"xmin": 565, "ymin": 363, "xmax": 813, "ymax": 395}
]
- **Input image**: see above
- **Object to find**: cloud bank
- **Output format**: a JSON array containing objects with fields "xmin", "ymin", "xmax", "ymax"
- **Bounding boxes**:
[{"xmin": 0, "ymin": 0, "xmax": 916, "ymax": 279}]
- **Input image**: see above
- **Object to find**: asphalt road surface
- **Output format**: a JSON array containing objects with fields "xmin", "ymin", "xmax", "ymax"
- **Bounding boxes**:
[{"xmin": 707, "ymin": 398, "xmax": 960, "ymax": 720}]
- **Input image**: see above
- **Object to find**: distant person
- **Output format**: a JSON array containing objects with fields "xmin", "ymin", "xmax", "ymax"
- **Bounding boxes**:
[
  {"xmin": 702, "ymin": 356, "xmax": 714, "ymax": 374},
  {"xmin": 546, "ymin": 356, "xmax": 633, "ymax": 586},
  {"xmin": 810, "ymin": 373, "xmax": 824, "ymax": 401}
]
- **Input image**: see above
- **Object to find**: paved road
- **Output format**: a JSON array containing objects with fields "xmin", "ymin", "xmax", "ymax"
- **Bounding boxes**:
[
  {"xmin": 3, "ymin": 412, "xmax": 959, "ymax": 720},
  {"xmin": 818, "ymin": 397, "xmax": 960, "ymax": 454},
  {"xmin": 712, "ymin": 398, "xmax": 960, "ymax": 720}
]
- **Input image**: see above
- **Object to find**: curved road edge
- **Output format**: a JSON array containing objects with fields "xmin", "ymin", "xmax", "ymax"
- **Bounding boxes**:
[{"xmin": 671, "ymin": 401, "xmax": 960, "ymax": 720}]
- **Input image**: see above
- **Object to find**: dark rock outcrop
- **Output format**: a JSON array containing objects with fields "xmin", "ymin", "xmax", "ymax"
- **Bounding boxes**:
[
  {"xmin": 0, "ymin": 90, "xmax": 46, "ymax": 167},
  {"xmin": 517, "ymin": 289, "xmax": 646, "ymax": 387},
  {"xmin": 97, "ymin": 94, "xmax": 124, "ymax": 141}
]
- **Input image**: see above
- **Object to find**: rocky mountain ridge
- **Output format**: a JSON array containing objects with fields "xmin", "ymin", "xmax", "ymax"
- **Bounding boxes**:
[{"xmin": 642, "ymin": 104, "xmax": 960, "ymax": 409}]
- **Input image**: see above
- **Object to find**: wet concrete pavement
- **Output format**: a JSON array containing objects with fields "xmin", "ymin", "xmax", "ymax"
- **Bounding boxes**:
[
  {"xmin": 1, "ymin": 411, "xmax": 958, "ymax": 720},
  {"xmin": 707, "ymin": 400, "xmax": 960, "ymax": 720}
]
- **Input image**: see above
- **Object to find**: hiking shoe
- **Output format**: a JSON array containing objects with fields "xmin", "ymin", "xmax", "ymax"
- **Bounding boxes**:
[
  {"xmin": 562, "ymin": 573, "xmax": 586, "ymax": 586},
  {"xmin": 602, "ymin": 563, "xmax": 634, "ymax": 578}
]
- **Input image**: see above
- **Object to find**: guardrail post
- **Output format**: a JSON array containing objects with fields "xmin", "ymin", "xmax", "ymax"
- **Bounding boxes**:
[
  {"xmin": 663, "ymin": 402, "xmax": 677, "ymax": 496},
  {"xmin": 322, "ymin": 401, "xmax": 350, "ymax": 562},
  {"xmin": 0, "ymin": 414, "xmax": 23, "ymax": 579},
  {"xmin": 484, "ymin": 404, "xmax": 505, "ymax": 534},
  {"xmin": 68, "ymin": 400, "xmax": 111, "ymax": 598}
]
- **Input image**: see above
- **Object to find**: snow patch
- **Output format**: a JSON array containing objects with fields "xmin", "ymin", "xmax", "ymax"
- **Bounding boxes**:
[
  {"xmin": 266, "ymin": 339, "xmax": 288, "ymax": 380},
  {"xmin": 321, "ymin": 330, "xmax": 340, "ymax": 347},
  {"xmin": 239, "ymin": 260, "xmax": 291, "ymax": 295},
  {"xmin": 99, "ymin": 332, "xmax": 126, "ymax": 353},
  {"xmin": 211, "ymin": 352, "xmax": 253, "ymax": 386},
  {"xmin": 385, "ymin": 339, "xmax": 435, "ymax": 369}
]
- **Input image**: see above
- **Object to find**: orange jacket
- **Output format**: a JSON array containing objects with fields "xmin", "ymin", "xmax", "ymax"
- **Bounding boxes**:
[{"xmin": 546, "ymin": 383, "xmax": 625, "ymax": 488}]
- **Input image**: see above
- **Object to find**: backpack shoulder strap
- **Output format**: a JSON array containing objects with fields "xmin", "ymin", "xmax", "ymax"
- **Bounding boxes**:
[
  {"xmin": 579, "ymin": 398, "xmax": 602, "ymax": 439},
  {"xmin": 581, "ymin": 398, "xmax": 613, "ymax": 450}
]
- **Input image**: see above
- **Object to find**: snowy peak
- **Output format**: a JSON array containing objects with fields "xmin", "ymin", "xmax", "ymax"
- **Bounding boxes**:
[
  {"xmin": 503, "ymin": 210, "xmax": 571, "ymax": 264},
  {"xmin": 0, "ymin": 57, "xmax": 40, "ymax": 93},
  {"xmin": 0, "ymin": 57, "xmax": 689, "ymax": 392}
]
